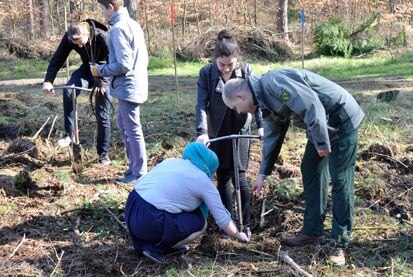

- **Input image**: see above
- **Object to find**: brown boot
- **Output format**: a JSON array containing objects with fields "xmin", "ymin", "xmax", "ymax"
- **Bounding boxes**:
[
  {"xmin": 329, "ymin": 247, "xmax": 346, "ymax": 265},
  {"xmin": 281, "ymin": 233, "xmax": 326, "ymax": 246}
]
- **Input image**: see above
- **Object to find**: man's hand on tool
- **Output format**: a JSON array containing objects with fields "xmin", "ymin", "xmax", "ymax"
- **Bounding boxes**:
[
  {"xmin": 42, "ymin": 82, "xmax": 54, "ymax": 94},
  {"xmin": 252, "ymin": 174, "xmax": 266, "ymax": 196},
  {"xmin": 196, "ymin": 134, "xmax": 209, "ymax": 144},
  {"xmin": 90, "ymin": 64, "xmax": 100, "ymax": 77},
  {"xmin": 317, "ymin": 149, "xmax": 331, "ymax": 157},
  {"xmin": 257, "ymin": 127, "xmax": 264, "ymax": 139}
]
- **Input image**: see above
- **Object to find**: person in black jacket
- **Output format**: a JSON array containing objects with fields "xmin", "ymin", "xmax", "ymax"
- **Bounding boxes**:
[
  {"xmin": 42, "ymin": 20, "xmax": 112, "ymax": 165},
  {"xmin": 195, "ymin": 30, "xmax": 264, "ymax": 238}
]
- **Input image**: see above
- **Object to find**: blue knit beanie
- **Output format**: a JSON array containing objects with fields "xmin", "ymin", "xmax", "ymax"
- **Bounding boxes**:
[{"xmin": 182, "ymin": 142, "xmax": 218, "ymax": 179}]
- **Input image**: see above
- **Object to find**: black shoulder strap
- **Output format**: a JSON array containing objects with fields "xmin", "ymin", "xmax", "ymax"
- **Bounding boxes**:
[{"xmin": 206, "ymin": 63, "xmax": 212, "ymax": 102}]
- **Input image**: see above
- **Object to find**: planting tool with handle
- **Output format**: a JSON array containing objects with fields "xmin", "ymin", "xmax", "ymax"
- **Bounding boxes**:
[
  {"xmin": 208, "ymin": 134, "xmax": 260, "ymax": 232},
  {"xmin": 54, "ymin": 85, "xmax": 92, "ymax": 174}
]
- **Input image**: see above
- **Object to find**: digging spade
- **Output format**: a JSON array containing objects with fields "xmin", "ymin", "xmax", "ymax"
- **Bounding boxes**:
[
  {"xmin": 54, "ymin": 85, "xmax": 92, "ymax": 174},
  {"xmin": 208, "ymin": 134, "xmax": 260, "ymax": 232}
]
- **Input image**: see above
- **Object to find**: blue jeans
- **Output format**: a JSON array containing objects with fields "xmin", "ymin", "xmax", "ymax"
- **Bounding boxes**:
[
  {"xmin": 117, "ymin": 99, "xmax": 147, "ymax": 178},
  {"xmin": 63, "ymin": 64, "xmax": 112, "ymax": 156}
]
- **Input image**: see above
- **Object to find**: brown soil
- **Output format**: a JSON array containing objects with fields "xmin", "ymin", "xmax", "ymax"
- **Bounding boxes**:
[{"xmin": 0, "ymin": 75, "xmax": 412, "ymax": 276}]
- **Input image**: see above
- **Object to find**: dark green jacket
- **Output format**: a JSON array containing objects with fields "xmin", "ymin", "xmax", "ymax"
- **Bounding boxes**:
[{"xmin": 248, "ymin": 68, "xmax": 365, "ymax": 175}]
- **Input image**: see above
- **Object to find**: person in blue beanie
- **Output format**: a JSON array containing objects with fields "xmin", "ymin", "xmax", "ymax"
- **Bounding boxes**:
[{"xmin": 124, "ymin": 142, "xmax": 250, "ymax": 264}]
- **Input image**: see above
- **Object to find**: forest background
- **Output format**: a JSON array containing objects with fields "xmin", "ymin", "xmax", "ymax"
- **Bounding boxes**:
[{"xmin": 1, "ymin": 0, "xmax": 413, "ymax": 61}]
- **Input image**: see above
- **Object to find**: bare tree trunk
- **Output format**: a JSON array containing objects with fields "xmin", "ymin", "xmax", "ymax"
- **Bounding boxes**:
[
  {"xmin": 277, "ymin": 0, "xmax": 289, "ymax": 42},
  {"xmin": 194, "ymin": 0, "xmax": 200, "ymax": 34},
  {"xmin": 48, "ymin": 0, "xmax": 56, "ymax": 36},
  {"xmin": 40, "ymin": 0, "xmax": 51, "ymax": 38},
  {"xmin": 254, "ymin": 0, "xmax": 257, "ymax": 26},
  {"xmin": 240, "ymin": 0, "xmax": 248, "ymax": 25},
  {"xmin": 182, "ymin": 0, "xmax": 187, "ymax": 36},
  {"xmin": 142, "ymin": 0, "xmax": 151, "ymax": 53},
  {"xmin": 28, "ymin": 0, "xmax": 34, "ymax": 39},
  {"xmin": 125, "ymin": 0, "xmax": 137, "ymax": 20},
  {"xmin": 222, "ymin": 2, "xmax": 228, "ymax": 27}
]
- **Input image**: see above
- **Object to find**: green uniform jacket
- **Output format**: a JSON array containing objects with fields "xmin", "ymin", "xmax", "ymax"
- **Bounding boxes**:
[{"xmin": 248, "ymin": 68, "xmax": 365, "ymax": 176}]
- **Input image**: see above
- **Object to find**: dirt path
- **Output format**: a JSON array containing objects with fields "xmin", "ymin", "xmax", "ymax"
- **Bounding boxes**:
[{"xmin": 1, "ymin": 75, "xmax": 413, "ymax": 94}]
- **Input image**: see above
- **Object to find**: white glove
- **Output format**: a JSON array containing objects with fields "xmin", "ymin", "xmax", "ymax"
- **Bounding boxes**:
[
  {"xmin": 196, "ymin": 134, "xmax": 209, "ymax": 144},
  {"xmin": 42, "ymin": 82, "xmax": 54, "ymax": 94},
  {"xmin": 257, "ymin": 127, "xmax": 264, "ymax": 139},
  {"xmin": 237, "ymin": 232, "xmax": 250, "ymax": 243}
]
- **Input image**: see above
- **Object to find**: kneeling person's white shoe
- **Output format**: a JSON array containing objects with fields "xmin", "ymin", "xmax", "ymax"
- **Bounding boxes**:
[{"xmin": 57, "ymin": 136, "xmax": 72, "ymax": 147}]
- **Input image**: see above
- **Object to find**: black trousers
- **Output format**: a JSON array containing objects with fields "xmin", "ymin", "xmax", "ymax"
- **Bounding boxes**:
[
  {"xmin": 216, "ymin": 168, "xmax": 250, "ymax": 228},
  {"xmin": 63, "ymin": 64, "xmax": 111, "ymax": 156}
]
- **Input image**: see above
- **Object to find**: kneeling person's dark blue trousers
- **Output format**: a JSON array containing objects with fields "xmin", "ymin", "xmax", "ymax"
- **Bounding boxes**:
[{"xmin": 125, "ymin": 189, "xmax": 205, "ymax": 255}]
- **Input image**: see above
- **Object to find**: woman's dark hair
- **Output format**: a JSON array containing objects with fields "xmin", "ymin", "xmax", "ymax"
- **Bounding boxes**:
[{"xmin": 213, "ymin": 29, "xmax": 240, "ymax": 59}]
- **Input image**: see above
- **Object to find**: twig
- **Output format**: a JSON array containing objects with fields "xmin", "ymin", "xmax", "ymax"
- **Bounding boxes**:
[
  {"xmin": 0, "ymin": 145, "xmax": 36, "ymax": 161},
  {"xmin": 259, "ymin": 198, "xmax": 267, "ymax": 228},
  {"xmin": 374, "ymin": 125, "xmax": 394, "ymax": 157},
  {"xmin": 374, "ymin": 153, "xmax": 408, "ymax": 168},
  {"xmin": 119, "ymin": 262, "xmax": 142, "ymax": 277},
  {"xmin": 49, "ymin": 250, "xmax": 64, "ymax": 277},
  {"xmin": 245, "ymin": 248, "xmax": 276, "ymax": 258},
  {"xmin": 262, "ymin": 208, "xmax": 275, "ymax": 217},
  {"xmin": 32, "ymin": 116, "xmax": 50, "ymax": 140},
  {"xmin": 187, "ymin": 270, "xmax": 196, "ymax": 277},
  {"xmin": 208, "ymin": 250, "xmax": 219, "ymax": 277},
  {"xmin": 279, "ymin": 251, "xmax": 313, "ymax": 277},
  {"xmin": 9, "ymin": 233, "xmax": 26, "ymax": 258},
  {"xmin": 368, "ymin": 198, "xmax": 382, "ymax": 209},
  {"xmin": 47, "ymin": 115, "xmax": 59, "ymax": 141},
  {"xmin": 399, "ymin": 218, "xmax": 413, "ymax": 226},
  {"xmin": 353, "ymin": 226, "xmax": 398, "ymax": 230},
  {"xmin": 384, "ymin": 186, "xmax": 413, "ymax": 208},
  {"xmin": 60, "ymin": 207, "xmax": 85, "ymax": 215},
  {"xmin": 112, "ymin": 240, "xmax": 120, "ymax": 269},
  {"xmin": 103, "ymin": 206, "xmax": 128, "ymax": 231}
]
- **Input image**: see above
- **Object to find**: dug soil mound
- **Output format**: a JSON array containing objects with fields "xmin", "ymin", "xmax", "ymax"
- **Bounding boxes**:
[{"xmin": 177, "ymin": 26, "xmax": 294, "ymax": 61}]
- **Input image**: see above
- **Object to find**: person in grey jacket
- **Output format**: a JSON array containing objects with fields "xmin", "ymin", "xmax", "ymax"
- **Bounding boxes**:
[
  {"xmin": 93, "ymin": 0, "xmax": 148, "ymax": 183},
  {"xmin": 222, "ymin": 68, "xmax": 365, "ymax": 266},
  {"xmin": 125, "ymin": 142, "xmax": 249, "ymax": 264},
  {"xmin": 196, "ymin": 30, "xmax": 263, "ymax": 237}
]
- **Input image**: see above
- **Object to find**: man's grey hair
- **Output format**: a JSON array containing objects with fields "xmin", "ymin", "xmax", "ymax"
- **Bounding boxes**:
[{"xmin": 223, "ymin": 78, "xmax": 249, "ymax": 101}]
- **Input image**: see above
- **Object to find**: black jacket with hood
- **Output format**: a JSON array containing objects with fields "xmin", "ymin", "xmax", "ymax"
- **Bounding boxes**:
[{"xmin": 44, "ymin": 19, "xmax": 109, "ymax": 84}]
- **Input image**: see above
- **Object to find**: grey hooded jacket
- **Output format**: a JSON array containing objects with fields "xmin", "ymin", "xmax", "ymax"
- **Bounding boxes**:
[
  {"xmin": 97, "ymin": 7, "xmax": 148, "ymax": 103},
  {"xmin": 248, "ymin": 68, "xmax": 365, "ymax": 175}
]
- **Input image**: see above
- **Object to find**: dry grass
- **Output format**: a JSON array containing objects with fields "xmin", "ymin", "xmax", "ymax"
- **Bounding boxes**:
[{"xmin": 0, "ymin": 75, "xmax": 412, "ymax": 276}]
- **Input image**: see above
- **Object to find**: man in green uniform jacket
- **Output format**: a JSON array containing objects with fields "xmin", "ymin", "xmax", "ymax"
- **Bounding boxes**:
[{"xmin": 222, "ymin": 68, "xmax": 365, "ymax": 265}]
